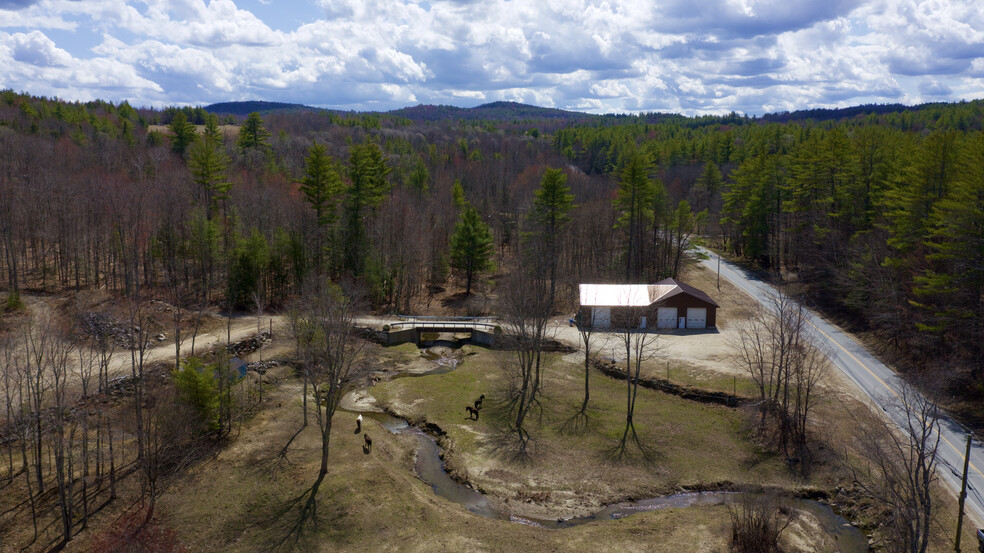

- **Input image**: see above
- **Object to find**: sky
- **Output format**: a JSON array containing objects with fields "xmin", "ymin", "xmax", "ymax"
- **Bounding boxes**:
[{"xmin": 0, "ymin": 0, "xmax": 982, "ymax": 115}]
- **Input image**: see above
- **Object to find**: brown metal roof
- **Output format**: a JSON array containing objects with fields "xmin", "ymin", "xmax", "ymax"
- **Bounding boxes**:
[{"xmin": 653, "ymin": 278, "xmax": 720, "ymax": 307}]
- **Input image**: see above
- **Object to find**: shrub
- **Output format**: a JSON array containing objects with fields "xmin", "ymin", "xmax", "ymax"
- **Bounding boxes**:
[
  {"xmin": 4, "ymin": 290, "xmax": 24, "ymax": 312},
  {"xmin": 728, "ymin": 494, "xmax": 795, "ymax": 553},
  {"xmin": 172, "ymin": 357, "xmax": 220, "ymax": 432}
]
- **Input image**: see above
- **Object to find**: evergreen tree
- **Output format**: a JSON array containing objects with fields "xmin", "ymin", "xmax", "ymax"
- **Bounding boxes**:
[
  {"xmin": 228, "ymin": 229, "xmax": 269, "ymax": 309},
  {"xmin": 883, "ymin": 131, "xmax": 957, "ymax": 256},
  {"xmin": 450, "ymin": 206, "xmax": 495, "ymax": 296},
  {"xmin": 914, "ymin": 131, "xmax": 984, "ymax": 380},
  {"xmin": 168, "ymin": 111, "xmax": 197, "ymax": 156},
  {"xmin": 451, "ymin": 178, "xmax": 466, "ymax": 209},
  {"xmin": 236, "ymin": 112, "xmax": 270, "ymax": 153},
  {"xmin": 691, "ymin": 160, "xmax": 723, "ymax": 213},
  {"xmin": 614, "ymin": 152, "xmax": 655, "ymax": 281},
  {"xmin": 344, "ymin": 142, "xmax": 390, "ymax": 274},
  {"xmin": 408, "ymin": 157, "xmax": 430, "ymax": 193},
  {"xmin": 722, "ymin": 150, "xmax": 781, "ymax": 266},
  {"xmin": 202, "ymin": 112, "xmax": 222, "ymax": 144},
  {"xmin": 188, "ymin": 135, "xmax": 232, "ymax": 220},
  {"xmin": 527, "ymin": 167, "xmax": 574, "ymax": 306},
  {"xmin": 298, "ymin": 141, "xmax": 344, "ymax": 273},
  {"xmin": 172, "ymin": 358, "xmax": 221, "ymax": 433}
]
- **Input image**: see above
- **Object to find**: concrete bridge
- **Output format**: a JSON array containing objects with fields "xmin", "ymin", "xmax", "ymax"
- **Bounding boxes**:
[{"xmin": 386, "ymin": 316, "xmax": 498, "ymax": 346}]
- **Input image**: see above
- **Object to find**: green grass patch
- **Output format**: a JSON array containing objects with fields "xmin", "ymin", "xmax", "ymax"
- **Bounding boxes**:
[{"xmin": 373, "ymin": 346, "xmax": 816, "ymax": 517}]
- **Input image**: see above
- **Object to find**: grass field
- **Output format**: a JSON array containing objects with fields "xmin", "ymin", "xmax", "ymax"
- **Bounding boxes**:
[
  {"xmin": 42, "ymin": 264, "xmax": 974, "ymax": 552},
  {"xmin": 139, "ymin": 365, "xmax": 740, "ymax": 553},
  {"xmin": 45, "ymin": 338, "xmax": 971, "ymax": 553},
  {"xmin": 371, "ymin": 345, "xmax": 836, "ymax": 521}
]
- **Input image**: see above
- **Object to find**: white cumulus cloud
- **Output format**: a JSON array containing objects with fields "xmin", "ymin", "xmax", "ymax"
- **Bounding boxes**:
[{"xmin": 0, "ymin": 0, "xmax": 980, "ymax": 113}]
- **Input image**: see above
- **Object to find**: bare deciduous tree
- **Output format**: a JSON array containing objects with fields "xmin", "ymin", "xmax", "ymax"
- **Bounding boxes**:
[
  {"xmin": 561, "ymin": 315, "xmax": 608, "ymax": 434},
  {"xmin": 729, "ymin": 288, "xmax": 829, "ymax": 466},
  {"xmin": 728, "ymin": 493, "xmax": 796, "ymax": 553},
  {"xmin": 498, "ymin": 270, "xmax": 551, "ymax": 460},
  {"xmin": 610, "ymin": 321, "xmax": 660, "ymax": 462},
  {"xmin": 286, "ymin": 279, "xmax": 367, "ymax": 533},
  {"xmin": 850, "ymin": 383, "xmax": 939, "ymax": 553}
]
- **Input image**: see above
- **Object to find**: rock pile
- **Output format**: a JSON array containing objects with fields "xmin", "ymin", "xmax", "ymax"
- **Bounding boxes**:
[
  {"xmin": 76, "ymin": 312, "xmax": 145, "ymax": 349},
  {"xmin": 356, "ymin": 327, "xmax": 388, "ymax": 344},
  {"xmin": 103, "ymin": 367, "xmax": 169, "ymax": 398},
  {"xmin": 226, "ymin": 331, "xmax": 272, "ymax": 356}
]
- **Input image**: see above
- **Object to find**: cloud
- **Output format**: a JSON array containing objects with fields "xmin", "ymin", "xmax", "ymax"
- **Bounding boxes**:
[
  {"xmin": 656, "ymin": 0, "xmax": 863, "ymax": 39},
  {"xmin": 919, "ymin": 79, "xmax": 952, "ymax": 97},
  {"xmin": 0, "ymin": 0, "xmax": 980, "ymax": 114},
  {"xmin": 8, "ymin": 30, "xmax": 72, "ymax": 66},
  {"xmin": 0, "ymin": 0, "xmax": 39, "ymax": 9}
]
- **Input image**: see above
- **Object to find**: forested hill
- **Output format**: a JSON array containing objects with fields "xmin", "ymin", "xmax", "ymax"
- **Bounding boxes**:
[
  {"xmin": 205, "ymin": 100, "xmax": 320, "ymax": 115},
  {"xmin": 204, "ymin": 99, "xmax": 595, "ymax": 123},
  {"xmin": 203, "ymin": 98, "xmax": 979, "ymax": 126},
  {"xmin": 757, "ymin": 101, "xmax": 979, "ymax": 123},
  {"xmin": 389, "ymin": 101, "xmax": 597, "ymax": 122}
]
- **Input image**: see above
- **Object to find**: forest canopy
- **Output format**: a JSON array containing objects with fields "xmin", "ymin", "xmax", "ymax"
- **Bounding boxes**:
[{"xmin": 2, "ymin": 90, "xmax": 984, "ymax": 399}]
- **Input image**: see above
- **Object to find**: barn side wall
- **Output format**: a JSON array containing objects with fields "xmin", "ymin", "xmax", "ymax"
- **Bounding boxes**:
[{"xmin": 579, "ymin": 297, "xmax": 717, "ymax": 329}]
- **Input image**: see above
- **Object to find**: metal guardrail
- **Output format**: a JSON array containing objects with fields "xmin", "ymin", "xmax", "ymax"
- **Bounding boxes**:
[
  {"xmin": 388, "ymin": 321, "xmax": 499, "ymax": 331},
  {"xmin": 396, "ymin": 315, "xmax": 497, "ymax": 322}
]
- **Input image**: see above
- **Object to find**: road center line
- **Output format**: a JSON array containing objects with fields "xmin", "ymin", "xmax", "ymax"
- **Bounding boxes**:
[{"xmin": 705, "ymin": 254, "xmax": 984, "ymax": 484}]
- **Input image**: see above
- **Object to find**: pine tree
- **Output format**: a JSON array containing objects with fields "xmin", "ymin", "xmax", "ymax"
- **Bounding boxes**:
[
  {"xmin": 614, "ymin": 152, "xmax": 655, "ymax": 281},
  {"xmin": 691, "ymin": 160, "xmax": 723, "ymax": 213},
  {"xmin": 168, "ymin": 111, "xmax": 197, "ymax": 157},
  {"xmin": 344, "ymin": 142, "xmax": 390, "ymax": 274},
  {"xmin": 202, "ymin": 112, "xmax": 222, "ymax": 144},
  {"xmin": 298, "ymin": 141, "xmax": 344, "ymax": 273},
  {"xmin": 236, "ymin": 112, "xmax": 270, "ymax": 153},
  {"xmin": 527, "ymin": 167, "xmax": 574, "ymax": 306},
  {"xmin": 914, "ymin": 131, "xmax": 984, "ymax": 380},
  {"xmin": 450, "ymin": 206, "xmax": 495, "ymax": 296},
  {"xmin": 188, "ymin": 135, "xmax": 232, "ymax": 220}
]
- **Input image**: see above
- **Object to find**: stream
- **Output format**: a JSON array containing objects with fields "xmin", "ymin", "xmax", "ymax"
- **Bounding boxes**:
[{"xmin": 352, "ymin": 344, "xmax": 870, "ymax": 551}]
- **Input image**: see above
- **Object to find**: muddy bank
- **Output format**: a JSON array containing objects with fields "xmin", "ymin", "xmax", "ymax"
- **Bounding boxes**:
[{"xmin": 354, "ymin": 402, "xmax": 868, "ymax": 551}]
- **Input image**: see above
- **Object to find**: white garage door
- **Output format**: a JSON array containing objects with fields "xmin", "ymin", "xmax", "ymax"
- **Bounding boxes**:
[
  {"xmin": 657, "ymin": 307, "xmax": 677, "ymax": 329},
  {"xmin": 592, "ymin": 307, "xmax": 611, "ymax": 329},
  {"xmin": 686, "ymin": 307, "xmax": 707, "ymax": 329}
]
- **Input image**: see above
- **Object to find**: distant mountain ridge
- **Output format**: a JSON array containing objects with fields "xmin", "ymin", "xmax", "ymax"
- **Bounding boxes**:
[
  {"xmin": 204, "ymin": 100, "xmax": 597, "ymax": 121},
  {"xmin": 203, "ymin": 99, "xmax": 980, "ymax": 124},
  {"xmin": 388, "ymin": 101, "xmax": 597, "ymax": 121}
]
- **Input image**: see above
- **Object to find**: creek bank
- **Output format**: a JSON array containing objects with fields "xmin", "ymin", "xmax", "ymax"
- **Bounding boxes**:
[
  {"xmin": 360, "ymin": 340, "xmax": 868, "ymax": 549},
  {"xmin": 361, "ymin": 406, "xmax": 868, "ymax": 550}
]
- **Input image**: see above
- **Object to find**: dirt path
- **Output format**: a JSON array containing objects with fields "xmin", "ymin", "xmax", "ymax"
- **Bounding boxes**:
[
  {"xmin": 8, "ymin": 294, "xmax": 288, "ymax": 383},
  {"xmin": 102, "ymin": 315, "xmax": 288, "ymax": 377}
]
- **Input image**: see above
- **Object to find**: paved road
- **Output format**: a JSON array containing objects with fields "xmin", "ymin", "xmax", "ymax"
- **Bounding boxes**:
[{"xmin": 695, "ymin": 247, "xmax": 984, "ymax": 527}]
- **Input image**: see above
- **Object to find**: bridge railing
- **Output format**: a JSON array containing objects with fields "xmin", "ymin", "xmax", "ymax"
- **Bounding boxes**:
[
  {"xmin": 388, "ymin": 320, "xmax": 499, "ymax": 331},
  {"xmin": 396, "ymin": 315, "xmax": 497, "ymax": 323}
]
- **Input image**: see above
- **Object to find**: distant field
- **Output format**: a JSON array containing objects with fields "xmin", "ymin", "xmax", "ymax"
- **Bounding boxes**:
[{"xmin": 147, "ymin": 124, "xmax": 240, "ymax": 138}]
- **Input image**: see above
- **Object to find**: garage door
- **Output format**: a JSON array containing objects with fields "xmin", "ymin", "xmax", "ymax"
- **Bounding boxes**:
[
  {"xmin": 686, "ymin": 307, "xmax": 707, "ymax": 329},
  {"xmin": 657, "ymin": 307, "xmax": 677, "ymax": 329},
  {"xmin": 592, "ymin": 307, "xmax": 611, "ymax": 329}
]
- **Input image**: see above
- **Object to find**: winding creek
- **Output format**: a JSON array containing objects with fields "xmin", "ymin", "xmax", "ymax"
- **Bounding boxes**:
[{"xmin": 348, "ymin": 342, "xmax": 869, "ymax": 551}]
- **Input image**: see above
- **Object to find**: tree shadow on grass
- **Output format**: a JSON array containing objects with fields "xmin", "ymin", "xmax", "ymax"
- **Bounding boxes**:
[
  {"xmin": 558, "ymin": 408, "xmax": 594, "ymax": 436},
  {"xmin": 605, "ymin": 422, "xmax": 662, "ymax": 467},
  {"xmin": 469, "ymin": 391, "xmax": 540, "ymax": 465},
  {"xmin": 233, "ymin": 477, "xmax": 349, "ymax": 553},
  {"xmin": 220, "ymin": 443, "xmax": 353, "ymax": 553}
]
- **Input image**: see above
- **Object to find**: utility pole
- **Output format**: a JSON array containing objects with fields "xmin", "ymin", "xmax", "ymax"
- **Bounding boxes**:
[
  {"xmin": 717, "ymin": 252, "xmax": 721, "ymax": 291},
  {"xmin": 956, "ymin": 433, "xmax": 972, "ymax": 552}
]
